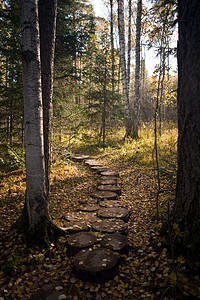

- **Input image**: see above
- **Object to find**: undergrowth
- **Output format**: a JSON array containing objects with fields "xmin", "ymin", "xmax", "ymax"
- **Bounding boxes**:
[{"xmin": 1, "ymin": 122, "xmax": 199, "ymax": 299}]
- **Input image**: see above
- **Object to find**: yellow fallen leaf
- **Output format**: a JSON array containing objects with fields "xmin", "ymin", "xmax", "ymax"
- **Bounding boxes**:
[{"xmin": 55, "ymin": 286, "xmax": 63, "ymax": 291}]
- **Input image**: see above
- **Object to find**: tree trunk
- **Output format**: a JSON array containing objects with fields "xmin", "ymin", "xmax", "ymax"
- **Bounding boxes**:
[
  {"xmin": 127, "ymin": 0, "xmax": 131, "ymax": 98},
  {"xmin": 166, "ymin": 0, "xmax": 200, "ymax": 260},
  {"xmin": 9, "ymin": 97, "xmax": 13, "ymax": 145},
  {"xmin": 133, "ymin": 0, "xmax": 142, "ymax": 138},
  {"xmin": 102, "ymin": 53, "xmax": 107, "ymax": 148},
  {"xmin": 18, "ymin": 0, "xmax": 63, "ymax": 245},
  {"xmin": 118, "ymin": 51, "xmax": 121, "ymax": 95},
  {"xmin": 110, "ymin": 0, "xmax": 115, "ymax": 92},
  {"xmin": 117, "ymin": 0, "xmax": 131, "ymax": 137},
  {"xmin": 38, "ymin": 0, "xmax": 57, "ymax": 202},
  {"xmin": 20, "ymin": 0, "xmax": 47, "ymax": 237}
]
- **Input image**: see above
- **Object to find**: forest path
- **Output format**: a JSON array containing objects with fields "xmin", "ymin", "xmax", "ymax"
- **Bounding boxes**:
[
  {"xmin": 0, "ymin": 151, "xmax": 171, "ymax": 300},
  {"xmin": 31, "ymin": 153, "xmax": 162, "ymax": 299},
  {"xmin": 65, "ymin": 154, "xmax": 130, "ymax": 280}
]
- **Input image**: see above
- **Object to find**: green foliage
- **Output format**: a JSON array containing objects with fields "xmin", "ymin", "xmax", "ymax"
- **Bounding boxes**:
[
  {"xmin": 53, "ymin": 10, "xmax": 124, "ymax": 149},
  {"xmin": 0, "ymin": 144, "xmax": 25, "ymax": 172},
  {"xmin": 0, "ymin": 0, "xmax": 23, "ymax": 144},
  {"xmin": 0, "ymin": 253, "xmax": 22, "ymax": 275}
]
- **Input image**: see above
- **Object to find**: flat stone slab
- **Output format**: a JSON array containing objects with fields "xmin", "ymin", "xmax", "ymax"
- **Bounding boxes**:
[
  {"xmin": 101, "ymin": 171, "xmax": 119, "ymax": 177},
  {"xmin": 74, "ymin": 247, "xmax": 119, "ymax": 281},
  {"xmin": 91, "ymin": 167, "xmax": 110, "ymax": 174},
  {"xmin": 99, "ymin": 178, "xmax": 118, "ymax": 185},
  {"xmin": 91, "ymin": 190, "xmax": 118, "ymax": 200},
  {"xmin": 97, "ymin": 185, "xmax": 121, "ymax": 195},
  {"xmin": 61, "ymin": 221, "xmax": 88, "ymax": 233},
  {"xmin": 98, "ymin": 207, "xmax": 130, "ymax": 222},
  {"xmin": 67, "ymin": 232, "xmax": 97, "ymax": 249},
  {"xmin": 99, "ymin": 200, "xmax": 125, "ymax": 208},
  {"xmin": 77, "ymin": 204, "xmax": 100, "ymax": 212},
  {"xmin": 72, "ymin": 155, "xmax": 91, "ymax": 162},
  {"xmin": 100, "ymin": 233, "xmax": 128, "ymax": 252},
  {"xmin": 63, "ymin": 212, "xmax": 99, "ymax": 224},
  {"xmin": 92, "ymin": 219, "xmax": 128, "ymax": 234},
  {"xmin": 85, "ymin": 160, "xmax": 103, "ymax": 167}
]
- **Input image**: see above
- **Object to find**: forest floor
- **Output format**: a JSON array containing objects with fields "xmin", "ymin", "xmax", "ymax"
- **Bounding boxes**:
[{"xmin": 0, "ymin": 129, "xmax": 200, "ymax": 299}]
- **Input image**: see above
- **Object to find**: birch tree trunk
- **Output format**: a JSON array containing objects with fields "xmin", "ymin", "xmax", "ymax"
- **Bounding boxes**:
[
  {"xmin": 20, "ymin": 0, "xmax": 47, "ymax": 238},
  {"xmin": 18, "ymin": 0, "xmax": 63, "ymax": 245},
  {"xmin": 110, "ymin": 0, "xmax": 115, "ymax": 92},
  {"xmin": 133, "ymin": 0, "xmax": 142, "ymax": 138},
  {"xmin": 117, "ymin": 0, "xmax": 131, "ymax": 137},
  {"xmin": 127, "ymin": 0, "xmax": 131, "ymax": 98}
]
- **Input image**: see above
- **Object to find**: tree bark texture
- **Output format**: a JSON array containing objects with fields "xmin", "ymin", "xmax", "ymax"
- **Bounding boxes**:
[
  {"xmin": 171, "ymin": 0, "xmax": 200, "ymax": 259},
  {"xmin": 110, "ymin": 0, "xmax": 115, "ymax": 92},
  {"xmin": 117, "ymin": 0, "xmax": 131, "ymax": 137},
  {"xmin": 20, "ymin": 0, "xmax": 47, "ymax": 235},
  {"xmin": 127, "ymin": 0, "xmax": 131, "ymax": 97},
  {"xmin": 19, "ymin": 0, "xmax": 63, "ymax": 244},
  {"xmin": 133, "ymin": 0, "xmax": 142, "ymax": 138},
  {"xmin": 38, "ymin": 0, "xmax": 57, "ymax": 201}
]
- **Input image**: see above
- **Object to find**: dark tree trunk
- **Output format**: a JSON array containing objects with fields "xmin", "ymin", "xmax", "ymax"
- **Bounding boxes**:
[
  {"xmin": 9, "ymin": 97, "xmax": 13, "ymax": 145},
  {"xmin": 102, "ymin": 52, "xmax": 107, "ymax": 148},
  {"xmin": 167, "ymin": 0, "xmax": 200, "ymax": 260},
  {"xmin": 38, "ymin": 0, "xmax": 57, "ymax": 201},
  {"xmin": 118, "ymin": 51, "xmax": 121, "ymax": 95}
]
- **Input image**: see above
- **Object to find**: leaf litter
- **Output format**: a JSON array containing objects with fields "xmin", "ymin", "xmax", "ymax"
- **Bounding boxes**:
[{"xmin": 0, "ymin": 144, "xmax": 200, "ymax": 299}]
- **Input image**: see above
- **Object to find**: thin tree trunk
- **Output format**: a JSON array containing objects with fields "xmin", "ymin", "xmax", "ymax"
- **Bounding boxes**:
[
  {"xmin": 159, "ymin": 52, "xmax": 166, "ymax": 135},
  {"xmin": 118, "ymin": 51, "xmax": 121, "ymax": 94},
  {"xmin": 99, "ymin": 126, "xmax": 102, "ymax": 147},
  {"xmin": 133, "ymin": 0, "xmax": 142, "ymax": 138},
  {"xmin": 127, "ymin": 0, "xmax": 131, "ymax": 98},
  {"xmin": 154, "ymin": 93, "xmax": 161, "ymax": 221},
  {"xmin": 110, "ymin": 0, "xmax": 115, "ymax": 92},
  {"xmin": 6, "ymin": 116, "xmax": 9, "ymax": 143},
  {"xmin": 38, "ymin": 0, "xmax": 57, "ymax": 201},
  {"xmin": 102, "ymin": 53, "xmax": 107, "ymax": 148},
  {"xmin": 21, "ymin": 119, "xmax": 24, "ymax": 145},
  {"xmin": 117, "ymin": 0, "xmax": 131, "ymax": 137},
  {"xmin": 9, "ymin": 98, "xmax": 13, "ymax": 145},
  {"xmin": 154, "ymin": 47, "xmax": 163, "ymax": 220}
]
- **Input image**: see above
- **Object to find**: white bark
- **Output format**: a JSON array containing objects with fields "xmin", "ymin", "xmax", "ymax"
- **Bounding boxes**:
[
  {"xmin": 110, "ymin": 0, "xmax": 115, "ymax": 92},
  {"xmin": 133, "ymin": 0, "xmax": 142, "ymax": 138},
  {"xmin": 117, "ymin": 0, "xmax": 131, "ymax": 136},
  {"xmin": 127, "ymin": 0, "xmax": 131, "ymax": 97},
  {"xmin": 20, "ymin": 0, "xmax": 47, "ymax": 232}
]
